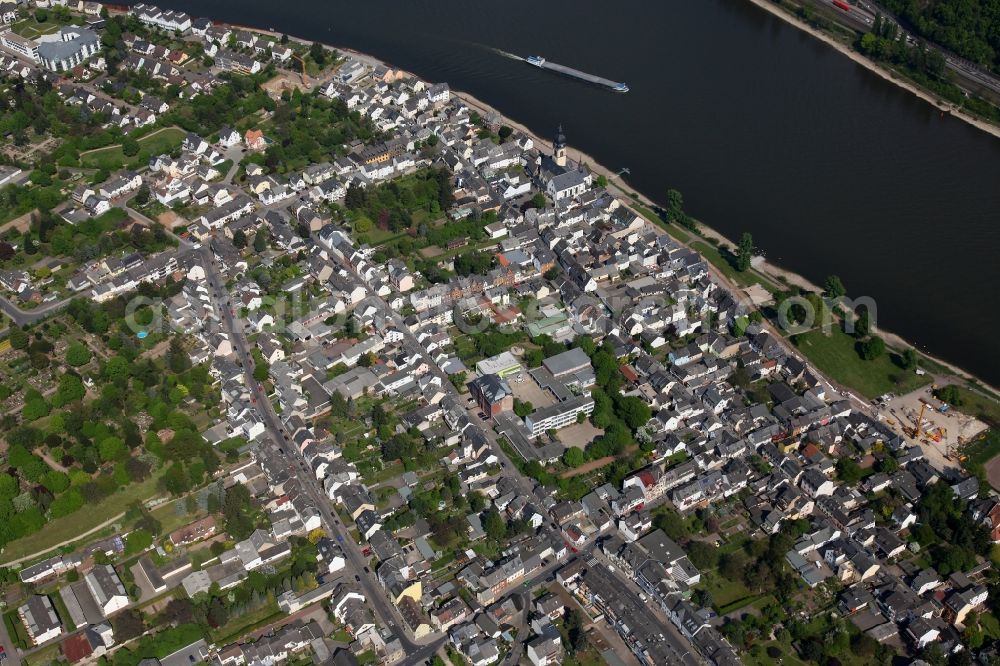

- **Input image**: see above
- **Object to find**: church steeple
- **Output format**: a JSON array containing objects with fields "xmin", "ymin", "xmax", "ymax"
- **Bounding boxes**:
[{"xmin": 554, "ymin": 124, "xmax": 567, "ymax": 167}]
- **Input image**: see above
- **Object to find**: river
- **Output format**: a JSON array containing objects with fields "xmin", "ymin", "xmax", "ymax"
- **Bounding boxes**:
[{"xmin": 141, "ymin": 0, "xmax": 1000, "ymax": 386}]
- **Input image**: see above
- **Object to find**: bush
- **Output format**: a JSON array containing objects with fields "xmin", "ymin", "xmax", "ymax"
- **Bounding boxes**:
[
  {"xmin": 65, "ymin": 343, "xmax": 92, "ymax": 367},
  {"xmin": 48, "ymin": 489, "xmax": 84, "ymax": 518}
]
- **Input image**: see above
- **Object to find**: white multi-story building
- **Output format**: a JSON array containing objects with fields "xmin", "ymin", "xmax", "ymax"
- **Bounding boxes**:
[
  {"xmin": 130, "ymin": 3, "xmax": 192, "ymax": 33},
  {"xmin": 36, "ymin": 26, "xmax": 99, "ymax": 72},
  {"xmin": 524, "ymin": 394, "xmax": 595, "ymax": 436},
  {"xmin": 1, "ymin": 31, "xmax": 39, "ymax": 61}
]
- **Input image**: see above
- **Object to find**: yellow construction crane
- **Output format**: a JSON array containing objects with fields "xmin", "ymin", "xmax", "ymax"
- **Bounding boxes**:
[
  {"xmin": 910, "ymin": 402, "xmax": 927, "ymax": 439},
  {"xmin": 290, "ymin": 54, "xmax": 309, "ymax": 86}
]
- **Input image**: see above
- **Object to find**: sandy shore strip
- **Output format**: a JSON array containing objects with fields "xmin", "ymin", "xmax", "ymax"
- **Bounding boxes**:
[
  {"xmin": 208, "ymin": 17, "xmax": 1000, "ymax": 397},
  {"xmin": 744, "ymin": 0, "xmax": 1000, "ymax": 141},
  {"xmin": 452, "ymin": 89, "xmax": 1000, "ymax": 397}
]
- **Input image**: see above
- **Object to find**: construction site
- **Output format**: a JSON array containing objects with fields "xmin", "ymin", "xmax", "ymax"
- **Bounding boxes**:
[
  {"xmin": 261, "ymin": 54, "xmax": 313, "ymax": 98},
  {"xmin": 878, "ymin": 387, "xmax": 989, "ymax": 471}
]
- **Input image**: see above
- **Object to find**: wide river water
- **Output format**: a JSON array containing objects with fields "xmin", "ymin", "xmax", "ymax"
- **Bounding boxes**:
[{"xmin": 144, "ymin": 0, "xmax": 1000, "ymax": 386}]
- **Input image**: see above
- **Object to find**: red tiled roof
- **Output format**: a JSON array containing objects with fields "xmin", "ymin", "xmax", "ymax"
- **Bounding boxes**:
[
  {"xmin": 619, "ymin": 365, "xmax": 639, "ymax": 383},
  {"xmin": 62, "ymin": 634, "xmax": 93, "ymax": 663}
]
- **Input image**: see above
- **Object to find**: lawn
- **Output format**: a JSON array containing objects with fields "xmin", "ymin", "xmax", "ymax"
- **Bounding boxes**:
[
  {"xmin": 690, "ymin": 240, "xmax": 779, "ymax": 293},
  {"xmin": 741, "ymin": 638, "xmax": 809, "ymax": 666},
  {"xmin": 150, "ymin": 497, "xmax": 206, "ymax": 536},
  {"xmin": 939, "ymin": 385, "xmax": 1000, "ymax": 427},
  {"xmin": 11, "ymin": 17, "xmax": 63, "ymax": 40},
  {"xmin": 3, "ymin": 611, "xmax": 29, "ymax": 650},
  {"xmin": 793, "ymin": 326, "xmax": 930, "ymax": 399},
  {"xmin": 962, "ymin": 430, "xmax": 1000, "ymax": 484},
  {"xmin": 700, "ymin": 569, "xmax": 758, "ymax": 612},
  {"xmin": 209, "ymin": 601, "xmax": 282, "ymax": 644},
  {"xmin": 625, "ymin": 196, "xmax": 692, "ymax": 243},
  {"xmin": 79, "ymin": 126, "xmax": 187, "ymax": 169},
  {"xmin": 0, "ymin": 466, "xmax": 167, "ymax": 565}
]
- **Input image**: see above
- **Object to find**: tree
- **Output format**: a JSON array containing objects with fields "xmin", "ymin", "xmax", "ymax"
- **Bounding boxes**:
[
  {"xmin": 252, "ymin": 363, "xmax": 269, "ymax": 382},
  {"xmin": 112, "ymin": 609, "xmax": 145, "ymax": 642},
  {"xmin": 253, "ymin": 230, "xmax": 268, "ymax": 252},
  {"xmin": 854, "ymin": 309, "xmax": 871, "ymax": 338},
  {"xmin": 836, "ymin": 457, "xmax": 863, "ymax": 485},
  {"xmin": 935, "ymin": 385, "xmax": 962, "ymax": 406},
  {"xmin": 134, "ymin": 182, "xmax": 150, "ymax": 206},
  {"xmin": 736, "ymin": 232, "xmax": 753, "ymax": 272},
  {"xmin": 162, "ymin": 463, "xmax": 190, "ymax": 496},
  {"xmin": 901, "ymin": 348, "xmax": 918, "ymax": 370},
  {"xmin": 564, "ymin": 608, "xmax": 587, "ymax": 653},
  {"xmin": 309, "ymin": 41, "xmax": 326, "ymax": 66},
  {"xmin": 99, "ymin": 436, "xmax": 127, "ymax": 462},
  {"xmin": 665, "ymin": 189, "xmax": 684, "ymax": 221},
  {"xmin": 824, "ymin": 274, "xmax": 846, "ymax": 299},
  {"xmin": 483, "ymin": 510, "xmax": 507, "ymax": 542},
  {"xmin": 122, "ymin": 135, "xmax": 140, "ymax": 157},
  {"xmin": 54, "ymin": 374, "xmax": 85, "ymax": 406},
  {"xmin": 22, "ymin": 398, "xmax": 50, "ymax": 422},
  {"xmin": 65, "ymin": 343, "xmax": 92, "ymax": 367},
  {"xmin": 468, "ymin": 492, "xmax": 486, "ymax": 513},
  {"xmin": 513, "ymin": 399, "xmax": 533, "ymax": 418},
  {"xmin": 562, "ymin": 447, "xmax": 587, "ymax": 468},
  {"xmin": 530, "ymin": 192, "xmax": 546, "ymax": 209},
  {"xmin": 232, "ymin": 229, "xmax": 247, "ymax": 249},
  {"xmin": 207, "ymin": 596, "xmax": 229, "ymax": 628},
  {"xmin": 859, "ymin": 336, "xmax": 886, "ymax": 361},
  {"xmin": 9, "ymin": 326, "xmax": 29, "ymax": 350},
  {"xmin": 616, "ymin": 395, "xmax": 652, "ymax": 430}
]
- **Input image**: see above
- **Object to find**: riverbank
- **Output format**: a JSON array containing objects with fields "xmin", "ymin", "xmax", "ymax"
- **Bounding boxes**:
[
  {"xmin": 204, "ymin": 16, "xmax": 1000, "ymax": 400},
  {"xmin": 450, "ymin": 89, "xmax": 1000, "ymax": 398},
  {"xmin": 744, "ymin": 0, "xmax": 1000, "ymax": 141}
]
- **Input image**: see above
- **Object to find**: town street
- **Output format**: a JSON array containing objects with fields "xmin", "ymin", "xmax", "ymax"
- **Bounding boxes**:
[
  {"xmin": 198, "ymin": 247, "xmax": 447, "ymax": 664},
  {"xmin": 322, "ymin": 242, "xmax": 706, "ymax": 665}
]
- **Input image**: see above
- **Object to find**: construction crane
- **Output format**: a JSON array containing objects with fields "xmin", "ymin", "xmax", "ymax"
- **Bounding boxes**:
[
  {"xmin": 290, "ymin": 54, "xmax": 309, "ymax": 87},
  {"xmin": 909, "ymin": 401, "xmax": 927, "ymax": 439}
]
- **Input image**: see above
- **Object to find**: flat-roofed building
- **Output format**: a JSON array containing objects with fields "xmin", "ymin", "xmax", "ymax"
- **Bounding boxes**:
[
  {"xmin": 475, "ymin": 351, "xmax": 522, "ymax": 378},
  {"xmin": 524, "ymin": 394, "xmax": 594, "ymax": 437}
]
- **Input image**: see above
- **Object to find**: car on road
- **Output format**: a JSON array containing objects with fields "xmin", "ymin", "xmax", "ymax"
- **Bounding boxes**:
[
  {"xmin": 354, "ymin": 574, "xmax": 360, "ymax": 582},
  {"xmin": 336, "ymin": 535, "xmax": 344, "ymax": 543},
  {"xmin": 363, "ymin": 566, "xmax": 370, "ymax": 574}
]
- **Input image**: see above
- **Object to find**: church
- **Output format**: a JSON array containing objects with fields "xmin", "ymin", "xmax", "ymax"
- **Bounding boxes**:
[{"xmin": 534, "ymin": 125, "xmax": 592, "ymax": 203}]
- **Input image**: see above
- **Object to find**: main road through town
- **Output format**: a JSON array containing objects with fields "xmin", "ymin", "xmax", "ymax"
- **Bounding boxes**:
[
  {"xmin": 198, "ymin": 246, "xmax": 447, "ymax": 665},
  {"xmin": 321, "ymin": 247, "xmax": 705, "ymax": 665}
]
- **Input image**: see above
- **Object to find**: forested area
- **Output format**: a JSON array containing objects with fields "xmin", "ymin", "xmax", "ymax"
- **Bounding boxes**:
[{"xmin": 880, "ymin": 0, "xmax": 1000, "ymax": 73}]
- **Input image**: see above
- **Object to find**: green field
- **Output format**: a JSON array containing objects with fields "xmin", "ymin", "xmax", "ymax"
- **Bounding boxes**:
[
  {"xmin": 80, "ymin": 127, "xmax": 187, "ymax": 169},
  {"xmin": 0, "ymin": 466, "xmax": 167, "ymax": 565},
  {"xmin": 690, "ymin": 240, "xmax": 779, "ymax": 293},
  {"xmin": 3, "ymin": 611, "xmax": 29, "ymax": 650},
  {"xmin": 700, "ymin": 569, "xmax": 759, "ymax": 612},
  {"xmin": 793, "ymin": 326, "xmax": 930, "ymax": 399},
  {"xmin": 627, "ymin": 198, "xmax": 692, "ymax": 243},
  {"xmin": 741, "ymin": 639, "xmax": 809, "ymax": 666},
  {"xmin": 939, "ymin": 385, "xmax": 1000, "ymax": 427},
  {"xmin": 11, "ymin": 17, "xmax": 63, "ymax": 40}
]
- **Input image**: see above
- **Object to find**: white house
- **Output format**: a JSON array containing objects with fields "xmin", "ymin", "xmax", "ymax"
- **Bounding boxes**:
[{"xmin": 85, "ymin": 565, "xmax": 129, "ymax": 615}]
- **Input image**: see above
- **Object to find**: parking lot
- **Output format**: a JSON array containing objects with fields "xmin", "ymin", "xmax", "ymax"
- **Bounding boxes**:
[
  {"xmin": 509, "ymin": 372, "xmax": 558, "ymax": 409},
  {"xmin": 556, "ymin": 421, "xmax": 604, "ymax": 450}
]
